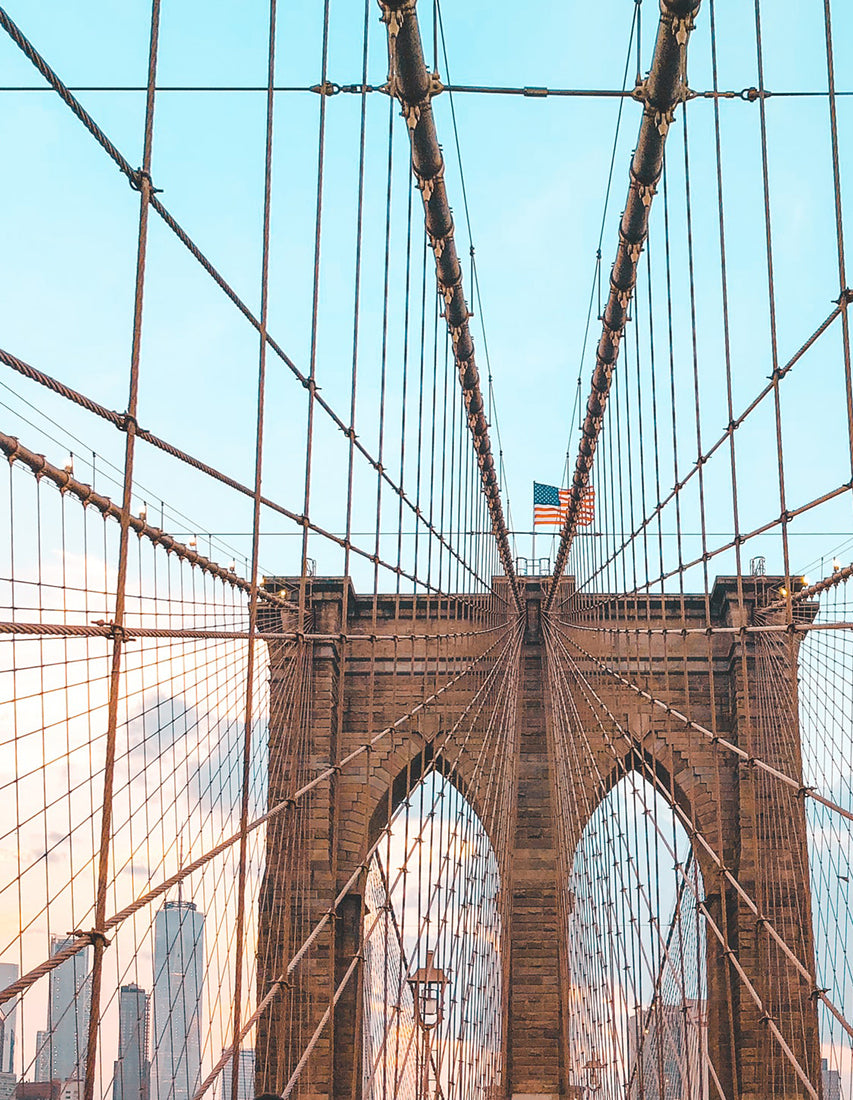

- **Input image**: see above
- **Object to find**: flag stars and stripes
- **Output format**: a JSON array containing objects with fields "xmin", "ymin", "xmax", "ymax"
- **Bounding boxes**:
[{"xmin": 533, "ymin": 482, "xmax": 595, "ymax": 527}]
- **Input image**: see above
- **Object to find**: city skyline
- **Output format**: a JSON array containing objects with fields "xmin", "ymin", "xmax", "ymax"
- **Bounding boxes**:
[{"xmin": 6, "ymin": 898, "xmax": 217, "ymax": 1100}]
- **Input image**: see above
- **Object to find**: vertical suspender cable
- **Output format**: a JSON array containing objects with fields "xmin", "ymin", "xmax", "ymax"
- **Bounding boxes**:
[
  {"xmin": 545, "ymin": 0, "xmax": 701, "ymax": 611},
  {"xmin": 230, "ymin": 2, "xmax": 278, "ymax": 1097},
  {"xmin": 83, "ymin": 5, "xmax": 161, "ymax": 1100},
  {"xmin": 378, "ymin": 0, "xmax": 520, "ymax": 612}
]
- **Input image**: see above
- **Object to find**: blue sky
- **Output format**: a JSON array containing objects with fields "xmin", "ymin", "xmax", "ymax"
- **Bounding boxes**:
[{"xmin": 2, "ymin": 0, "xmax": 852, "ymax": 592}]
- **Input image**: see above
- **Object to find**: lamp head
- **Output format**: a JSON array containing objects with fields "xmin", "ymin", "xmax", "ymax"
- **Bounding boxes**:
[{"xmin": 407, "ymin": 950, "xmax": 449, "ymax": 1029}]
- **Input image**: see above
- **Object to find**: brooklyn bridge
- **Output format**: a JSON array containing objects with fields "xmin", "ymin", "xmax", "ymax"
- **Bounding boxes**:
[{"xmin": 1, "ymin": 0, "xmax": 852, "ymax": 1098}]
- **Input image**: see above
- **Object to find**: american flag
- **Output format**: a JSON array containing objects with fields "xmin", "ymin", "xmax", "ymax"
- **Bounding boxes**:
[{"xmin": 533, "ymin": 482, "xmax": 595, "ymax": 527}]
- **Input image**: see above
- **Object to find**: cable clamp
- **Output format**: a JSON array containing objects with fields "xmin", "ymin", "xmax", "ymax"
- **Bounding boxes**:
[
  {"xmin": 379, "ymin": 1, "xmax": 415, "ymax": 38},
  {"xmin": 835, "ymin": 288, "xmax": 853, "ymax": 306},
  {"xmin": 671, "ymin": 12, "xmax": 695, "ymax": 46},
  {"xmin": 128, "ymin": 168, "xmax": 162, "ymax": 194},
  {"xmin": 309, "ymin": 81, "xmax": 341, "ymax": 97},
  {"xmin": 70, "ymin": 928, "xmax": 111, "ymax": 948},
  {"xmin": 630, "ymin": 77, "xmax": 647, "ymax": 104},
  {"xmin": 118, "ymin": 412, "xmax": 139, "ymax": 433},
  {"xmin": 811, "ymin": 987, "xmax": 829, "ymax": 1001},
  {"xmin": 92, "ymin": 619, "xmax": 135, "ymax": 643},
  {"xmin": 416, "ymin": 171, "xmax": 436, "ymax": 203},
  {"xmin": 634, "ymin": 179, "xmax": 657, "ymax": 207},
  {"xmin": 795, "ymin": 784, "xmax": 816, "ymax": 800},
  {"xmin": 652, "ymin": 106, "xmax": 676, "ymax": 137},
  {"xmin": 400, "ymin": 100, "xmax": 422, "ymax": 131},
  {"xmin": 430, "ymin": 233, "xmax": 447, "ymax": 259},
  {"xmin": 740, "ymin": 87, "xmax": 761, "ymax": 102}
]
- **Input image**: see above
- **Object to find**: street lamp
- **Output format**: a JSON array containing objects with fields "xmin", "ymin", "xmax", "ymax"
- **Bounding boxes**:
[
  {"xmin": 408, "ymin": 949, "xmax": 449, "ymax": 1030},
  {"xmin": 408, "ymin": 950, "xmax": 449, "ymax": 1100},
  {"xmin": 582, "ymin": 1055, "xmax": 607, "ymax": 1093}
]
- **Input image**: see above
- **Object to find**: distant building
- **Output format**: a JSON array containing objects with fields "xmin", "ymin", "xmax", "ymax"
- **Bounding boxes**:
[
  {"xmin": 0, "ymin": 1072, "xmax": 17, "ymax": 1100},
  {"xmin": 15, "ymin": 1080, "xmax": 79, "ymax": 1100},
  {"xmin": 626, "ymin": 1001, "xmax": 707, "ymax": 1100},
  {"xmin": 822, "ymin": 1058, "xmax": 842, "ymax": 1100},
  {"xmin": 113, "ymin": 985, "xmax": 149, "ymax": 1100},
  {"xmin": 15, "ymin": 1082, "xmax": 61, "ymax": 1100},
  {"xmin": 33, "ymin": 939, "xmax": 90, "ymax": 1084},
  {"xmin": 0, "ymin": 963, "xmax": 18, "ymax": 1074},
  {"xmin": 151, "ymin": 901, "xmax": 205, "ymax": 1100},
  {"xmin": 219, "ymin": 1049, "xmax": 253, "ymax": 1100},
  {"xmin": 33, "ymin": 1034, "xmax": 49, "ymax": 1084}
]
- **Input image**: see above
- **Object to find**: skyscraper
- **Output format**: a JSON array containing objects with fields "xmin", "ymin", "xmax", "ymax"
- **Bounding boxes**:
[
  {"xmin": 34, "ymin": 1033, "xmax": 49, "ymax": 1083},
  {"xmin": 0, "ymin": 962, "xmax": 18, "ymax": 1074},
  {"xmin": 219, "ymin": 1049, "xmax": 253, "ymax": 1100},
  {"xmin": 822, "ymin": 1057, "xmax": 842, "ymax": 1100},
  {"xmin": 151, "ymin": 902, "xmax": 205, "ymax": 1100},
  {"xmin": 626, "ymin": 1001, "xmax": 707, "ymax": 1099},
  {"xmin": 35, "ymin": 939, "xmax": 91, "ymax": 1083},
  {"xmin": 112, "ymin": 985, "xmax": 149, "ymax": 1100}
]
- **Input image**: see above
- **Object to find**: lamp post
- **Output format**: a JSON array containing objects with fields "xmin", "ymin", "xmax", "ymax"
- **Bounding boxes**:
[
  {"xmin": 581, "ymin": 1055, "xmax": 606, "ymax": 1094},
  {"xmin": 408, "ymin": 950, "xmax": 449, "ymax": 1100}
]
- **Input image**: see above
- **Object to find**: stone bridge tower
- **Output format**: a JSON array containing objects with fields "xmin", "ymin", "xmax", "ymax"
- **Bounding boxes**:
[{"xmin": 256, "ymin": 576, "xmax": 822, "ymax": 1100}]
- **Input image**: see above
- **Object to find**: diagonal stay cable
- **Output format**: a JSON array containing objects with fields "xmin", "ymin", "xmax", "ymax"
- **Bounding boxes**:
[
  {"xmin": 554, "ymin": 622, "xmax": 853, "ymax": 827},
  {"xmin": 0, "ymin": 357, "xmax": 497, "ymax": 598},
  {"xmin": 0, "ymin": 619, "xmax": 518, "ymax": 1005},
  {"xmin": 545, "ymin": 0, "xmax": 701, "ymax": 610},
  {"xmin": 550, "ymin": 624, "xmax": 853, "ymax": 1055},
  {"xmin": 0, "ymin": 9, "xmax": 494, "ymax": 601}
]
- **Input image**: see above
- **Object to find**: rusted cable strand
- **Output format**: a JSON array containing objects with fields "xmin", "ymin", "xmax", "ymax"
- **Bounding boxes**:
[
  {"xmin": 194, "ymin": 619, "xmax": 523, "ymax": 1100},
  {"xmin": 546, "ymin": 0, "xmax": 701, "ymax": 610},
  {"xmin": 0, "ymin": 361, "xmax": 491, "ymax": 597},
  {"xmin": 1, "ymin": 81, "xmax": 849, "ymax": 100},
  {"xmin": 560, "ymin": 303, "xmax": 843, "ymax": 607},
  {"xmin": 762, "ymin": 559, "xmax": 853, "ymax": 612},
  {"xmin": 550, "ymin": 618, "xmax": 853, "ymax": 637},
  {"xmin": 378, "ymin": 0, "xmax": 519, "ymax": 610},
  {"xmin": 560, "ymin": 475, "xmax": 853, "ymax": 623},
  {"xmin": 0, "ymin": 19, "xmax": 497, "ymax": 601},
  {"xmin": 0, "ymin": 620, "xmax": 516, "ymax": 1005},
  {"xmin": 0, "ymin": 430, "xmax": 290, "ymax": 607},
  {"xmin": 0, "ymin": 620, "xmax": 508, "ymax": 641}
]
